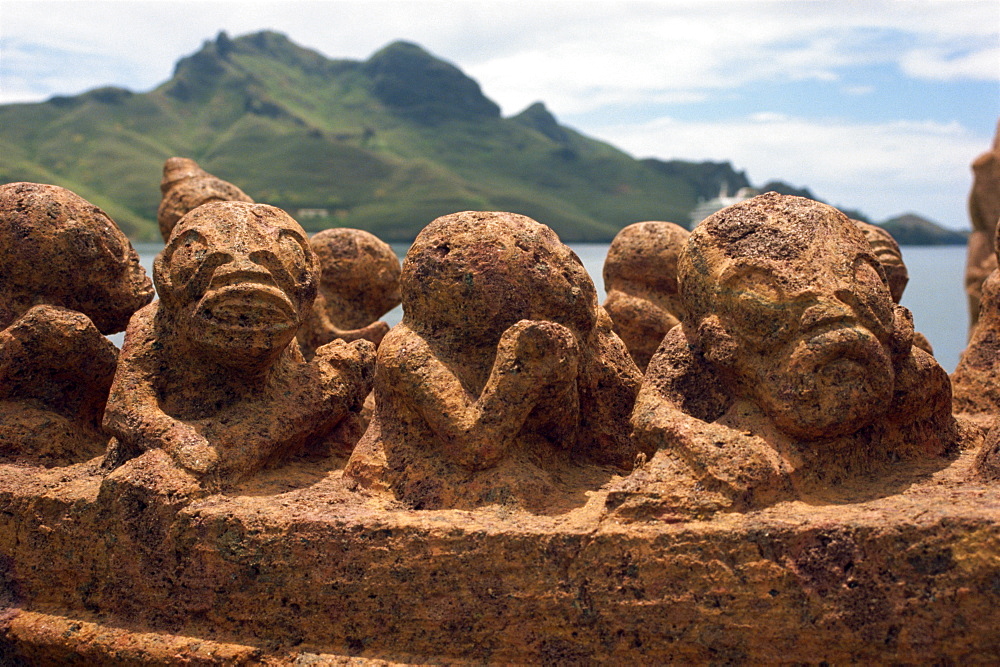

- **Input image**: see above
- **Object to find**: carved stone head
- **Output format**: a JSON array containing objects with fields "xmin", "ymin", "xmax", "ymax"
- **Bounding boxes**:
[
  {"xmin": 604, "ymin": 221, "xmax": 689, "ymax": 314},
  {"xmin": 310, "ymin": 228, "xmax": 401, "ymax": 328},
  {"xmin": 154, "ymin": 201, "xmax": 317, "ymax": 366},
  {"xmin": 0, "ymin": 181, "xmax": 153, "ymax": 333},
  {"xmin": 680, "ymin": 193, "xmax": 904, "ymax": 440},
  {"xmin": 401, "ymin": 211, "xmax": 598, "ymax": 348},
  {"xmin": 603, "ymin": 221, "xmax": 690, "ymax": 368}
]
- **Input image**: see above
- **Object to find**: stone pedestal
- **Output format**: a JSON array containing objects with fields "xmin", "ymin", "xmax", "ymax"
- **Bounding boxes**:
[{"xmin": 1, "ymin": 450, "xmax": 998, "ymax": 663}]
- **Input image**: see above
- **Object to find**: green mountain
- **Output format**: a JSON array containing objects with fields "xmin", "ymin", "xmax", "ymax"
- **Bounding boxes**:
[
  {"xmin": 0, "ymin": 31, "xmax": 966, "ymax": 245},
  {"xmin": 0, "ymin": 31, "xmax": 761, "ymax": 242}
]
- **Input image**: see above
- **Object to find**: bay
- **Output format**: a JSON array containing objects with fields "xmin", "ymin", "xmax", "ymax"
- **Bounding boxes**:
[{"xmin": 130, "ymin": 241, "xmax": 970, "ymax": 373}]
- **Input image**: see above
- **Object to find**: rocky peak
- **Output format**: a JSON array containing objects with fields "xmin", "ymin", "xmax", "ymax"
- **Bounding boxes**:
[
  {"xmin": 512, "ymin": 102, "xmax": 571, "ymax": 145},
  {"xmin": 362, "ymin": 41, "xmax": 500, "ymax": 124}
]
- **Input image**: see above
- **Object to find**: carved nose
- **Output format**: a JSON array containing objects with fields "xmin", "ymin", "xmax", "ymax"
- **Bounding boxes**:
[
  {"xmin": 225, "ymin": 253, "xmax": 263, "ymax": 271},
  {"xmin": 800, "ymin": 296, "xmax": 854, "ymax": 332},
  {"xmin": 211, "ymin": 252, "xmax": 275, "ymax": 288}
]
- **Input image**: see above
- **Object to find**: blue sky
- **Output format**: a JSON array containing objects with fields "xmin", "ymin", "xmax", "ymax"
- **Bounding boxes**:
[{"xmin": 1, "ymin": 0, "xmax": 998, "ymax": 229}]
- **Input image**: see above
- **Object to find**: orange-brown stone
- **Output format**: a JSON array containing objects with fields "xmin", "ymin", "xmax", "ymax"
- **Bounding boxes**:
[
  {"xmin": 103, "ymin": 202, "xmax": 374, "ymax": 488},
  {"xmin": 1, "ymin": 448, "xmax": 998, "ymax": 663},
  {"xmin": 0, "ymin": 182, "xmax": 153, "ymax": 466},
  {"xmin": 854, "ymin": 219, "xmax": 932, "ymax": 354},
  {"xmin": 344, "ymin": 211, "xmax": 645, "ymax": 511},
  {"xmin": 615, "ymin": 193, "xmax": 958, "ymax": 518},
  {"xmin": 964, "ymin": 120, "xmax": 1000, "ymax": 331},
  {"xmin": 297, "ymin": 227, "xmax": 401, "ymax": 360},
  {"xmin": 602, "ymin": 221, "xmax": 689, "ymax": 370},
  {"xmin": 953, "ymin": 218, "xmax": 1000, "ymax": 430},
  {"xmin": 157, "ymin": 157, "xmax": 254, "ymax": 242}
]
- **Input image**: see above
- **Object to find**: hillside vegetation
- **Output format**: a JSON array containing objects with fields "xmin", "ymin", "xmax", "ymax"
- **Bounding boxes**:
[{"xmin": 0, "ymin": 31, "xmax": 965, "ymax": 244}]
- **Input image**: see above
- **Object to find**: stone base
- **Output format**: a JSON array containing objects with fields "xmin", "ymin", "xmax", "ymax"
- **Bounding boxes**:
[{"xmin": 2, "ymin": 450, "xmax": 999, "ymax": 663}]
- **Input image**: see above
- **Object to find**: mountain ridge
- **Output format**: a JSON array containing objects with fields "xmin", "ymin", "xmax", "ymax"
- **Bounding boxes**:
[{"xmin": 0, "ymin": 30, "xmax": 965, "ymax": 244}]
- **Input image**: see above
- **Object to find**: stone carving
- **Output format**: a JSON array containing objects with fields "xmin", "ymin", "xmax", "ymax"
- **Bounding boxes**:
[
  {"xmin": 854, "ymin": 220, "xmax": 908, "ymax": 303},
  {"xmin": 344, "ymin": 211, "xmax": 646, "ymax": 511},
  {"xmin": 602, "ymin": 221, "xmax": 689, "ymax": 370},
  {"xmin": 157, "ymin": 157, "xmax": 254, "ymax": 242},
  {"xmin": 965, "ymin": 120, "xmax": 1000, "ymax": 331},
  {"xmin": 953, "ymin": 220, "xmax": 1000, "ymax": 429},
  {"xmin": 297, "ymin": 228, "xmax": 401, "ymax": 360},
  {"xmin": 103, "ymin": 202, "xmax": 375, "ymax": 486},
  {"xmin": 614, "ymin": 193, "xmax": 955, "ymax": 517},
  {"xmin": 854, "ymin": 219, "xmax": 933, "ymax": 354},
  {"xmin": 0, "ymin": 182, "xmax": 153, "ymax": 465}
]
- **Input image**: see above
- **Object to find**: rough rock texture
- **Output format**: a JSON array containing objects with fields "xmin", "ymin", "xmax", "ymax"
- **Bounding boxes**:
[
  {"xmin": 1, "ymin": 448, "xmax": 998, "ymax": 663},
  {"xmin": 297, "ymin": 227, "xmax": 401, "ymax": 360},
  {"xmin": 602, "ymin": 221, "xmax": 690, "ymax": 370},
  {"xmin": 157, "ymin": 157, "xmax": 254, "ymax": 242},
  {"xmin": 618, "ymin": 193, "xmax": 958, "ymax": 518},
  {"xmin": 0, "ymin": 182, "xmax": 153, "ymax": 466},
  {"xmin": 344, "ymin": 211, "xmax": 646, "ymax": 511},
  {"xmin": 854, "ymin": 219, "xmax": 932, "ymax": 355},
  {"xmin": 964, "ymin": 120, "xmax": 1000, "ymax": 330},
  {"xmin": 103, "ymin": 202, "xmax": 375, "ymax": 488},
  {"xmin": 855, "ymin": 220, "xmax": 908, "ymax": 304},
  {"xmin": 953, "ymin": 221, "xmax": 1000, "ymax": 429}
]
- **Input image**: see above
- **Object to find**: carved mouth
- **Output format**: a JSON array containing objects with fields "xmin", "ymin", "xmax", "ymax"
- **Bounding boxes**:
[{"xmin": 196, "ymin": 283, "xmax": 296, "ymax": 330}]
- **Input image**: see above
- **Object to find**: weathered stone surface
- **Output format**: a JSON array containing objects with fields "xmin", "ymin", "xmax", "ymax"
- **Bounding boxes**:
[
  {"xmin": 855, "ymin": 220, "xmax": 908, "ymax": 303},
  {"xmin": 602, "ymin": 221, "xmax": 689, "ymax": 370},
  {"xmin": 616, "ymin": 193, "xmax": 959, "ymax": 518},
  {"xmin": 297, "ymin": 227, "xmax": 401, "ymax": 360},
  {"xmin": 965, "ymin": 120, "xmax": 1000, "ymax": 330},
  {"xmin": 854, "ymin": 219, "xmax": 932, "ymax": 354},
  {"xmin": 2, "ymin": 189, "xmax": 997, "ymax": 663},
  {"xmin": 1, "ymin": 449, "xmax": 999, "ymax": 663},
  {"xmin": 954, "ymin": 221, "xmax": 1000, "ymax": 429},
  {"xmin": 344, "ymin": 211, "xmax": 645, "ymax": 511},
  {"xmin": 0, "ymin": 182, "xmax": 153, "ymax": 466},
  {"xmin": 157, "ymin": 157, "xmax": 254, "ymax": 242},
  {"xmin": 103, "ymin": 201, "xmax": 375, "ymax": 488}
]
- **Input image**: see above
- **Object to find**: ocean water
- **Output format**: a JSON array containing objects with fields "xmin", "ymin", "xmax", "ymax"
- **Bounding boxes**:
[{"xmin": 131, "ymin": 241, "xmax": 970, "ymax": 373}]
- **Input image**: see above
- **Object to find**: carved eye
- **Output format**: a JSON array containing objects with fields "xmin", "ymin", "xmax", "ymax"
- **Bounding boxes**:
[
  {"xmin": 716, "ymin": 267, "xmax": 800, "ymax": 350},
  {"xmin": 852, "ymin": 255, "xmax": 894, "ymax": 333},
  {"xmin": 168, "ymin": 229, "xmax": 208, "ymax": 286},
  {"xmin": 853, "ymin": 256, "xmax": 886, "ymax": 291},
  {"xmin": 278, "ymin": 229, "xmax": 311, "ymax": 283}
]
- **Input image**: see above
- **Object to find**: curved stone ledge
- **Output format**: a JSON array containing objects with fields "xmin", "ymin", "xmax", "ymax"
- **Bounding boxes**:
[{"xmin": 1, "ymin": 450, "xmax": 999, "ymax": 663}]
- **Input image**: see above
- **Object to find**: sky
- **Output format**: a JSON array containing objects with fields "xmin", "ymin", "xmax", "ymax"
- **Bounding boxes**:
[{"xmin": 1, "ymin": 0, "xmax": 998, "ymax": 230}]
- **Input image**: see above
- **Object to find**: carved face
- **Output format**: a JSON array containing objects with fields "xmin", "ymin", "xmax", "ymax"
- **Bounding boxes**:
[
  {"xmin": 154, "ymin": 202, "xmax": 317, "ymax": 363},
  {"xmin": 684, "ymin": 195, "xmax": 898, "ymax": 440}
]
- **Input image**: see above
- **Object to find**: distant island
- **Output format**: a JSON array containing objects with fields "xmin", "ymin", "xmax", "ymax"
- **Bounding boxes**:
[{"xmin": 0, "ymin": 30, "xmax": 969, "ymax": 245}]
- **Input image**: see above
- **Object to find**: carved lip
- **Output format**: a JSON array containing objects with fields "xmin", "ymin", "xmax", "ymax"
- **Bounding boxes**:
[{"xmin": 197, "ymin": 283, "xmax": 296, "ymax": 329}]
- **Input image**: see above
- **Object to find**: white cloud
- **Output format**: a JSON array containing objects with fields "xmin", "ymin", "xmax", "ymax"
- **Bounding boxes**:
[
  {"xmin": 460, "ymin": 1, "xmax": 998, "ymax": 117},
  {"xmin": 901, "ymin": 46, "xmax": 1000, "ymax": 81},
  {"xmin": 3, "ymin": 0, "xmax": 997, "ymax": 111},
  {"xmin": 591, "ymin": 114, "xmax": 987, "ymax": 229}
]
